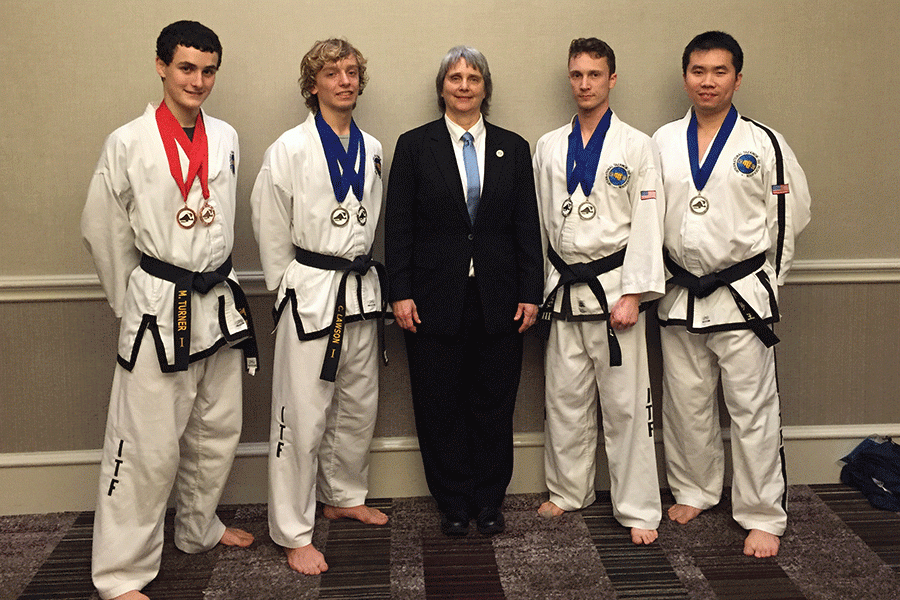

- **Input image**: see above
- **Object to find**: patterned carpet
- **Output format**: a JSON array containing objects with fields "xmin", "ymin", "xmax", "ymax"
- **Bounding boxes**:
[{"xmin": 2, "ymin": 485, "xmax": 899, "ymax": 600}]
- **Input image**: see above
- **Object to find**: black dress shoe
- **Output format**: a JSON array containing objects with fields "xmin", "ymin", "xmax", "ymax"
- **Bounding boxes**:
[
  {"xmin": 476, "ymin": 507, "xmax": 505, "ymax": 535},
  {"xmin": 440, "ymin": 512, "xmax": 469, "ymax": 536}
]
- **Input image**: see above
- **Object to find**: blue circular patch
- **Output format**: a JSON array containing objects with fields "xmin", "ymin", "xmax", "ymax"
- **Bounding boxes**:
[
  {"xmin": 733, "ymin": 152, "xmax": 759, "ymax": 176},
  {"xmin": 606, "ymin": 164, "xmax": 629, "ymax": 188}
]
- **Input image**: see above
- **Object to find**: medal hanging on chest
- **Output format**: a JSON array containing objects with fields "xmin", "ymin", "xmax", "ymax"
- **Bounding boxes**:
[
  {"xmin": 156, "ymin": 102, "xmax": 213, "ymax": 228},
  {"xmin": 315, "ymin": 111, "xmax": 366, "ymax": 227},
  {"xmin": 687, "ymin": 105, "xmax": 737, "ymax": 215},
  {"xmin": 198, "ymin": 202, "xmax": 216, "ymax": 225},
  {"xmin": 565, "ymin": 109, "xmax": 612, "ymax": 220}
]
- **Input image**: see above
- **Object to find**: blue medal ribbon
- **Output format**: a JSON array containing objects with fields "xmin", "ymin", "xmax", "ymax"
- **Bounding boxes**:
[
  {"xmin": 566, "ymin": 109, "xmax": 612, "ymax": 197},
  {"xmin": 687, "ymin": 105, "xmax": 737, "ymax": 192},
  {"xmin": 315, "ymin": 111, "xmax": 366, "ymax": 203}
]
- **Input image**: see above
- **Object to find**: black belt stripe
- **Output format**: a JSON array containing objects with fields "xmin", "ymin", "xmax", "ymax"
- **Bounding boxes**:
[
  {"xmin": 664, "ymin": 251, "xmax": 780, "ymax": 348},
  {"xmin": 742, "ymin": 116, "xmax": 787, "ymax": 280},
  {"xmin": 293, "ymin": 246, "xmax": 388, "ymax": 382},
  {"xmin": 543, "ymin": 245, "xmax": 627, "ymax": 366},
  {"xmin": 139, "ymin": 254, "xmax": 258, "ymax": 373}
]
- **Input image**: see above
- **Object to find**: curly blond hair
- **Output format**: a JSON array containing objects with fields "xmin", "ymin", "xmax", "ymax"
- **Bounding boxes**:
[{"xmin": 299, "ymin": 38, "xmax": 368, "ymax": 112}]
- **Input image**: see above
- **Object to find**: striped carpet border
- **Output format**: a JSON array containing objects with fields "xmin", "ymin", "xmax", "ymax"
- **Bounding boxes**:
[
  {"xmin": 6, "ymin": 486, "xmax": 900, "ymax": 599},
  {"xmin": 319, "ymin": 498, "xmax": 392, "ymax": 599},
  {"xmin": 15, "ymin": 511, "xmax": 94, "ymax": 600},
  {"xmin": 422, "ymin": 533, "xmax": 504, "ymax": 599},
  {"xmin": 583, "ymin": 492, "xmax": 690, "ymax": 599},
  {"xmin": 691, "ymin": 548, "xmax": 805, "ymax": 600},
  {"xmin": 815, "ymin": 482, "xmax": 900, "ymax": 573}
]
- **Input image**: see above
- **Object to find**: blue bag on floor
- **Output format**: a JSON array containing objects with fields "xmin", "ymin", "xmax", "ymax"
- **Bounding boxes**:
[{"xmin": 840, "ymin": 436, "xmax": 900, "ymax": 512}]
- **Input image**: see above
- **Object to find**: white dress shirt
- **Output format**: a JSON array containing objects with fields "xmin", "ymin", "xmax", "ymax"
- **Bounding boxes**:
[{"xmin": 445, "ymin": 114, "xmax": 485, "ymax": 196}]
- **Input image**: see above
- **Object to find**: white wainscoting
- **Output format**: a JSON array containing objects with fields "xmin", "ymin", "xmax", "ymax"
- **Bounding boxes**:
[
  {"xmin": 2, "ymin": 425, "xmax": 897, "ymax": 515},
  {"xmin": 3, "ymin": 259, "xmax": 900, "ymax": 302}
]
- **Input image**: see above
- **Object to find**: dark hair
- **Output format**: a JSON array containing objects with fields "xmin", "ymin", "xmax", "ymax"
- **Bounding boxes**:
[
  {"xmin": 682, "ymin": 31, "xmax": 742, "ymax": 75},
  {"xmin": 568, "ymin": 37, "xmax": 616, "ymax": 74},
  {"xmin": 156, "ymin": 21, "xmax": 222, "ymax": 67},
  {"xmin": 435, "ymin": 46, "xmax": 493, "ymax": 116}
]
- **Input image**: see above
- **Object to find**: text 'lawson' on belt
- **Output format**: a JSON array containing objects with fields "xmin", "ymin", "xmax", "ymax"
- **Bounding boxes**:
[{"xmin": 294, "ymin": 246, "xmax": 388, "ymax": 382}]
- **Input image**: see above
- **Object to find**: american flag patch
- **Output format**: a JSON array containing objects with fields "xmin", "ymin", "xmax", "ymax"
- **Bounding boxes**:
[
  {"xmin": 772, "ymin": 184, "xmax": 790, "ymax": 195},
  {"xmin": 640, "ymin": 190, "xmax": 656, "ymax": 200}
]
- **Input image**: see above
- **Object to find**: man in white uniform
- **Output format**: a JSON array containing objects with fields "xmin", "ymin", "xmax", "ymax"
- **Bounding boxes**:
[
  {"xmin": 82, "ymin": 21, "xmax": 256, "ymax": 600},
  {"xmin": 653, "ymin": 31, "xmax": 811, "ymax": 558},
  {"xmin": 533, "ymin": 38, "xmax": 665, "ymax": 545},
  {"xmin": 251, "ymin": 38, "xmax": 387, "ymax": 576}
]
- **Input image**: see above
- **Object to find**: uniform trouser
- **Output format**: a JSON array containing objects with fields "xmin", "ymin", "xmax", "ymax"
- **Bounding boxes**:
[
  {"xmin": 544, "ymin": 314, "xmax": 661, "ymax": 530},
  {"xmin": 268, "ymin": 316, "xmax": 378, "ymax": 549},
  {"xmin": 404, "ymin": 279, "xmax": 521, "ymax": 517},
  {"xmin": 92, "ymin": 341, "xmax": 242, "ymax": 599},
  {"xmin": 660, "ymin": 325, "xmax": 787, "ymax": 536}
]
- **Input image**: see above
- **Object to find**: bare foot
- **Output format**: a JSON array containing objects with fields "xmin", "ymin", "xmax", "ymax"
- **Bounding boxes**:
[
  {"xmin": 667, "ymin": 503, "xmax": 703, "ymax": 524},
  {"xmin": 537, "ymin": 501, "xmax": 565, "ymax": 519},
  {"xmin": 631, "ymin": 527, "xmax": 659, "ymax": 545},
  {"xmin": 219, "ymin": 526, "xmax": 254, "ymax": 547},
  {"xmin": 285, "ymin": 544, "xmax": 329, "ymax": 575},
  {"xmin": 110, "ymin": 592, "xmax": 149, "ymax": 600},
  {"xmin": 323, "ymin": 504, "xmax": 388, "ymax": 525},
  {"xmin": 744, "ymin": 528, "xmax": 780, "ymax": 557}
]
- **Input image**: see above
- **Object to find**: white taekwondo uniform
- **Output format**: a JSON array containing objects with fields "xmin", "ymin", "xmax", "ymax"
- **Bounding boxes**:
[
  {"xmin": 534, "ymin": 112, "xmax": 665, "ymax": 529},
  {"xmin": 83, "ymin": 103, "xmax": 251, "ymax": 599},
  {"xmin": 653, "ymin": 108, "xmax": 811, "ymax": 536},
  {"xmin": 251, "ymin": 112, "xmax": 384, "ymax": 549}
]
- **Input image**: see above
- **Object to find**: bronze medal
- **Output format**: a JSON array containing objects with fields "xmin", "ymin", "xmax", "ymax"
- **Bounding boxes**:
[
  {"xmin": 331, "ymin": 206, "xmax": 350, "ymax": 227},
  {"xmin": 689, "ymin": 195, "xmax": 709, "ymax": 215},
  {"xmin": 199, "ymin": 202, "xmax": 216, "ymax": 226},
  {"xmin": 177, "ymin": 206, "xmax": 197, "ymax": 229}
]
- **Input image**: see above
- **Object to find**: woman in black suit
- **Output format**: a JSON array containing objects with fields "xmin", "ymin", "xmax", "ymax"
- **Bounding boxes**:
[{"xmin": 385, "ymin": 45, "xmax": 543, "ymax": 537}]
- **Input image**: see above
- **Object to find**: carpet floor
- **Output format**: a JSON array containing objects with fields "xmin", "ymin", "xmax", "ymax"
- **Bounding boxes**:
[{"xmin": 2, "ymin": 484, "xmax": 898, "ymax": 599}]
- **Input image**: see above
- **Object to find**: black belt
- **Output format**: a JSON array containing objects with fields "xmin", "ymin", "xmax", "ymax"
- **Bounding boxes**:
[
  {"xmin": 541, "ymin": 245, "xmax": 627, "ymax": 366},
  {"xmin": 294, "ymin": 246, "xmax": 388, "ymax": 382},
  {"xmin": 139, "ymin": 254, "xmax": 259, "ymax": 373},
  {"xmin": 664, "ymin": 252, "xmax": 779, "ymax": 347}
]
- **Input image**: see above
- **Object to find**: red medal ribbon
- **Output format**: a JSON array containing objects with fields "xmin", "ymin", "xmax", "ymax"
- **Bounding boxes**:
[{"xmin": 155, "ymin": 102, "xmax": 210, "ymax": 203}]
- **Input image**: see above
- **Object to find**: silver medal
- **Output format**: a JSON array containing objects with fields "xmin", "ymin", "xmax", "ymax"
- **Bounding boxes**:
[
  {"xmin": 357, "ymin": 206, "xmax": 368, "ymax": 225},
  {"xmin": 177, "ymin": 206, "xmax": 197, "ymax": 229},
  {"xmin": 331, "ymin": 206, "xmax": 350, "ymax": 227},
  {"xmin": 689, "ymin": 195, "xmax": 709, "ymax": 215},
  {"xmin": 561, "ymin": 197, "xmax": 573, "ymax": 217},
  {"xmin": 577, "ymin": 201, "xmax": 596, "ymax": 220}
]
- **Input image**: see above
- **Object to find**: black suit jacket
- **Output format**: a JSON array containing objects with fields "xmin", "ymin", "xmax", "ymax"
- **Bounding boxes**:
[{"xmin": 385, "ymin": 117, "xmax": 543, "ymax": 337}]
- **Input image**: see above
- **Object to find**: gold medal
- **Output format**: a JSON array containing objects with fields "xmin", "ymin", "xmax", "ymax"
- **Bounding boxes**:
[
  {"xmin": 561, "ymin": 197, "xmax": 573, "ymax": 217},
  {"xmin": 357, "ymin": 206, "xmax": 368, "ymax": 225},
  {"xmin": 177, "ymin": 206, "xmax": 197, "ymax": 229},
  {"xmin": 689, "ymin": 195, "xmax": 709, "ymax": 215}
]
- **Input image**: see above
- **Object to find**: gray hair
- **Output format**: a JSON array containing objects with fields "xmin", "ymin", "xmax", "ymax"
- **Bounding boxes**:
[{"xmin": 435, "ymin": 45, "xmax": 493, "ymax": 116}]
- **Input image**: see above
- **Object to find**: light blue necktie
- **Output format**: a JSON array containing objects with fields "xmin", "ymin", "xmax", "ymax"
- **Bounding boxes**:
[{"xmin": 462, "ymin": 132, "xmax": 480, "ymax": 223}]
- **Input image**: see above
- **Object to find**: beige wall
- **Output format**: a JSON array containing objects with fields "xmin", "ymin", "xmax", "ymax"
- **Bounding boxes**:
[
  {"xmin": 2, "ymin": 0, "xmax": 899, "ymax": 457},
  {"xmin": 2, "ymin": 0, "xmax": 900, "ymax": 274}
]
